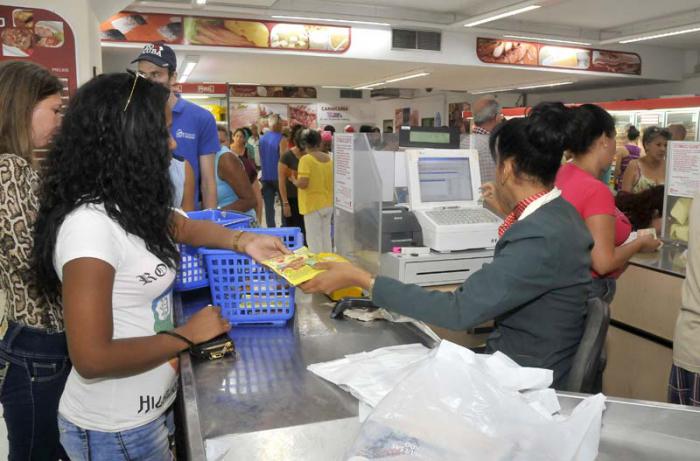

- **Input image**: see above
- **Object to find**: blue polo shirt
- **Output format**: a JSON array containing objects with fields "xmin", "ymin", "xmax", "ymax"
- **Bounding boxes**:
[
  {"xmin": 259, "ymin": 130, "xmax": 283, "ymax": 181},
  {"xmin": 171, "ymin": 95, "xmax": 219, "ymax": 209}
]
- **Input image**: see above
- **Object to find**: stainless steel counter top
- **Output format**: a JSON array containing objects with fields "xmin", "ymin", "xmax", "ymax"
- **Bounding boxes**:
[
  {"xmin": 176, "ymin": 289, "xmax": 700, "ymax": 460},
  {"xmin": 629, "ymin": 244, "xmax": 687, "ymax": 278}
]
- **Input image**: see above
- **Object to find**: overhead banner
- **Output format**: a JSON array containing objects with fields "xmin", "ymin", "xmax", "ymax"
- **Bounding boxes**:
[
  {"xmin": 173, "ymin": 83, "xmax": 228, "ymax": 95},
  {"xmin": 229, "ymin": 84, "xmax": 317, "ymax": 98},
  {"xmin": 0, "ymin": 6, "xmax": 77, "ymax": 97},
  {"xmin": 476, "ymin": 37, "xmax": 641, "ymax": 75},
  {"xmin": 101, "ymin": 12, "xmax": 351, "ymax": 54}
]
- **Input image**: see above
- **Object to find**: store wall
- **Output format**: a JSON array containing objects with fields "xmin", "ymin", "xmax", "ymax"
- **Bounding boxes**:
[
  {"xmin": 528, "ymin": 73, "xmax": 700, "ymax": 106},
  {"xmin": 10, "ymin": 0, "xmax": 104, "ymax": 83}
]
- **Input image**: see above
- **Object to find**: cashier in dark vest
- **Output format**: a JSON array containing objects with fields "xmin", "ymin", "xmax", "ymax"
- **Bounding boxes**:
[{"xmin": 301, "ymin": 103, "xmax": 594, "ymax": 388}]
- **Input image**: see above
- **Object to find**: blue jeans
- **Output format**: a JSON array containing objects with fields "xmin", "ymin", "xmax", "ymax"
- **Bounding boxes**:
[
  {"xmin": 59, "ymin": 413, "xmax": 173, "ymax": 461},
  {"xmin": 261, "ymin": 180, "xmax": 280, "ymax": 228},
  {"xmin": 0, "ymin": 321, "xmax": 70, "ymax": 461}
]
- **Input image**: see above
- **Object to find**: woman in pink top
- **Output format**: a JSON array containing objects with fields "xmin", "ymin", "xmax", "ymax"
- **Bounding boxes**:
[{"xmin": 553, "ymin": 103, "xmax": 661, "ymax": 302}]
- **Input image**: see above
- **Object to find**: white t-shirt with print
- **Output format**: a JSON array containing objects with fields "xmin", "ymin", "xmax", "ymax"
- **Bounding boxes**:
[{"xmin": 54, "ymin": 203, "xmax": 177, "ymax": 432}]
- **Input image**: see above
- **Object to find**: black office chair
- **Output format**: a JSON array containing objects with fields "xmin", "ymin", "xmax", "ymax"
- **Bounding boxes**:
[{"xmin": 564, "ymin": 297, "xmax": 610, "ymax": 394}]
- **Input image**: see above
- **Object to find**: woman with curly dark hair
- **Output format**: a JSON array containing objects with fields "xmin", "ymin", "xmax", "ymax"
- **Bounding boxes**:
[{"xmin": 32, "ymin": 72, "xmax": 288, "ymax": 460}]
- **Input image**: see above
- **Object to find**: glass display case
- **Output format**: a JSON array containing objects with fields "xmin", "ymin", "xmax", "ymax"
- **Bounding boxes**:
[
  {"xmin": 666, "ymin": 111, "xmax": 699, "ymax": 140},
  {"xmin": 662, "ymin": 141, "xmax": 700, "ymax": 245}
]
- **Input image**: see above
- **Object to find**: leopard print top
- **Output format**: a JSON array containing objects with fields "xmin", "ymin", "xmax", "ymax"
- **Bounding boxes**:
[{"xmin": 0, "ymin": 154, "xmax": 63, "ymax": 334}]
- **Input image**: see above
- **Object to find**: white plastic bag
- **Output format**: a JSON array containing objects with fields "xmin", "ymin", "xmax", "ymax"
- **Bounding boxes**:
[
  {"xmin": 343, "ymin": 341, "xmax": 605, "ymax": 461},
  {"xmin": 307, "ymin": 343, "xmax": 431, "ymax": 407}
]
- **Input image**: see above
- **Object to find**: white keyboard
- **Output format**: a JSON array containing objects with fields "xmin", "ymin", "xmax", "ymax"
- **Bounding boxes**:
[{"xmin": 426, "ymin": 208, "xmax": 499, "ymax": 225}]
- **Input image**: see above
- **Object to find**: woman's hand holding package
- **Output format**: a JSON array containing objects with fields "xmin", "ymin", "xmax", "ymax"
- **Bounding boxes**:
[
  {"xmin": 300, "ymin": 262, "xmax": 372, "ymax": 295},
  {"xmin": 637, "ymin": 233, "xmax": 663, "ymax": 252},
  {"xmin": 239, "ymin": 232, "xmax": 291, "ymax": 262}
]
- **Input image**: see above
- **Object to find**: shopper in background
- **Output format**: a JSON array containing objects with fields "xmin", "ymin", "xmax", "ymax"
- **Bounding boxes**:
[
  {"xmin": 216, "ymin": 126, "xmax": 256, "ymax": 218},
  {"xmin": 169, "ymin": 154, "xmax": 195, "ymax": 211},
  {"xmin": 614, "ymin": 125, "xmax": 641, "ymax": 191},
  {"xmin": 246, "ymin": 122, "xmax": 261, "ymax": 168},
  {"xmin": 321, "ymin": 129, "xmax": 333, "ymax": 153},
  {"xmin": 291, "ymin": 129, "xmax": 333, "ymax": 253},
  {"xmin": 616, "ymin": 185, "xmax": 665, "ymax": 233},
  {"xmin": 279, "ymin": 124, "xmax": 307, "ymax": 236},
  {"xmin": 344, "ymin": 124, "xmax": 355, "ymax": 133},
  {"xmin": 230, "ymin": 126, "xmax": 263, "ymax": 220},
  {"xmin": 555, "ymin": 103, "xmax": 661, "ymax": 303},
  {"xmin": 669, "ymin": 190, "xmax": 700, "ymax": 407},
  {"xmin": 621, "ymin": 126, "xmax": 670, "ymax": 194},
  {"xmin": 0, "ymin": 60, "xmax": 66, "ymax": 461},
  {"xmin": 32, "ymin": 73, "xmax": 288, "ymax": 460},
  {"xmin": 323, "ymin": 124, "xmax": 336, "ymax": 133},
  {"xmin": 667, "ymin": 123, "xmax": 687, "ymax": 141},
  {"xmin": 302, "ymin": 104, "xmax": 595, "ymax": 389},
  {"xmin": 472, "ymin": 96, "xmax": 503, "ymax": 183},
  {"xmin": 259, "ymin": 114, "xmax": 288, "ymax": 227},
  {"xmin": 132, "ymin": 43, "xmax": 219, "ymax": 209}
]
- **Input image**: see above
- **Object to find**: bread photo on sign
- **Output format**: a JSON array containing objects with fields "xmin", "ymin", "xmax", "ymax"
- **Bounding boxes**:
[
  {"xmin": 223, "ymin": 20, "xmax": 269, "ymax": 47},
  {"xmin": 12, "ymin": 9, "xmax": 34, "ymax": 28}
]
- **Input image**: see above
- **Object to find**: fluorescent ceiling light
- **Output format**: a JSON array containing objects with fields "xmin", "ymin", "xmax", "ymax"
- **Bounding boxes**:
[
  {"xmin": 517, "ymin": 81, "xmax": 574, "ymax": 90},
  {"xmin": 384, "ymin": 72, "xmax": 430, "ymax": 83},
  {"xmin": 177, "ymin": 56, "xmax": 199, "ymax": 84},
  {"xmin": 232, "ymin": 82, "xmax": 260, "ymax": 85},
  {"xmin": 469, "ymin": 87, "xmax": 514, "ymax": 94},
  {"xmin": 353, "ymin": 82, "xmax": 385, "ymax": 90},
  {"xmin": 464, "ymin": 4, "xmax": 541, "ymax": 27},
  {"xmin": 193, "ymin": 0, "xmax": 206, "ymax": 5},
  {"xmin": 182, "ymin": 94, "xmax": 211, "ymax": 100},
  {"xmin": 271, "ymin": 15, "xmax": 389, "ymax": 26},
  {"xmin": 617, "ymin": 26, "xmax": 700, "ymax": 43},
  {"xmin": 353, "ymin": 71, "xmax": 430, "ymax": 90},
  {"xmin": 503, "ymin": 35, "xmax": 591, "ymax": 46},
  {"xmin": 322, "ymin": 85, "xmax": 353, "ymax": 89}
]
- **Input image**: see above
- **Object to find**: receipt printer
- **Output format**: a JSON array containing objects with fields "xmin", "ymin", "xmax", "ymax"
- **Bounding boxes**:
[{"xmin": 381, "ymin": 205, "xmax": 423, "ymax": 252}]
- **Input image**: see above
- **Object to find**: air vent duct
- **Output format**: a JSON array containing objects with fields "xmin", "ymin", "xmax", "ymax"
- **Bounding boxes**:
[
  {"xmin": 370, "ymin": 88, "xmax": 416, "ymax": 100},
  {"xmin": 392, "ymin": 29, "xmax": 441, "ymax": 51},
  {"xmin": 339, "ymin": 89, "xmax": 363, "ymax": 99}
]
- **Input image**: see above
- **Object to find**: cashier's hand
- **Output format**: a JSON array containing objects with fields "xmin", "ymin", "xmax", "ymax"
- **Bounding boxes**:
[
  {"xmin": 239, "ymin": 232, "xmax": 291, "ymax": 263},
  {"xmin": 480, "ymin": 182, "xmax": 506, "ymax": 218},
  {"xmin": 300, "ymin": 262, "xmax": 372, "ymax": 295},
  {"xmin": 637, "ymin": 233, "xmax": 663, "ymax": 252}
]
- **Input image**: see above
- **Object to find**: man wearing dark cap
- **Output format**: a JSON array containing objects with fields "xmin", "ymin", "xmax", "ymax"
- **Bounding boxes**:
[{"xmin": 132, "ymin": 43, "xmax": 219, "ymax": 209}]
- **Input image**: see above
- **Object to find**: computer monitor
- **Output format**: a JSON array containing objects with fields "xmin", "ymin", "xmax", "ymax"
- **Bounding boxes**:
[{"xmin": 407, "ymin": 149, "xmax": 483, "ymax": 210}]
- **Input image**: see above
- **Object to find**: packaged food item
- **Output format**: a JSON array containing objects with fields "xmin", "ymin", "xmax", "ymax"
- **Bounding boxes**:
[
  {"xmin": 110, "ymin": 14, "xmax": 147, "ymax": 35},
  {"xmin": 262, "ymin": 247, "xmax": 350, "ymax": 286}
]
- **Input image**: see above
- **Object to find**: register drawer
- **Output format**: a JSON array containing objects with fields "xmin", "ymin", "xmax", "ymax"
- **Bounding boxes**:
[{"xmin": 403, "ymin": 257, "xmax": 489, "ymax": 286}]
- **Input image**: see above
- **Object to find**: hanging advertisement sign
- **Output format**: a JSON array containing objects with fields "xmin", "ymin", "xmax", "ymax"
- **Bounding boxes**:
[
  {"xmin": 173, "ymin": 83, "xmax": 228, "ymax": 95},
  {"xmin": 476, "ymin": 37, "xmax": 641, "ymax": 75},
  {"xmin": 0, "ymin": 6, "xmax": 77, "ymax": 96},
  {"xmin": 229, "ymin": 85, "xmax": 317, "ymax": 98},
  {"xmin": 101, "ymin": 12, "xmax": 351, "ymax": 54}
]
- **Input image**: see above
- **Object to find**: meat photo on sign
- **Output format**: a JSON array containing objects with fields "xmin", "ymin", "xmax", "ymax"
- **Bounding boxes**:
[
  {"xmin": 1, "ymin": 27, "xmax": 34, "ymax": 56},
  {"xmin": 289, "ymin": 105, "xmax": 317, "ymax": 128},
  {"xmin": 476, "ymin": 38, "xmax": 537, "ymax": 66}
]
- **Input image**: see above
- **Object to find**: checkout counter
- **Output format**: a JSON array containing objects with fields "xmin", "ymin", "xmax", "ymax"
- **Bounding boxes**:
[
  {"xmin": 175, "ymin": 289, "xmax": 700, "ymax": 460},
  {"xmin": 174, "ymin": 136, "xmax": 700, "ymax": 458}
]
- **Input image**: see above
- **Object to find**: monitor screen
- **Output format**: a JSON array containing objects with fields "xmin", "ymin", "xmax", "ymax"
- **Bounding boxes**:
[{"xmin": 418, "ymin": 157, "xmax": 473, "ymax": 203}]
